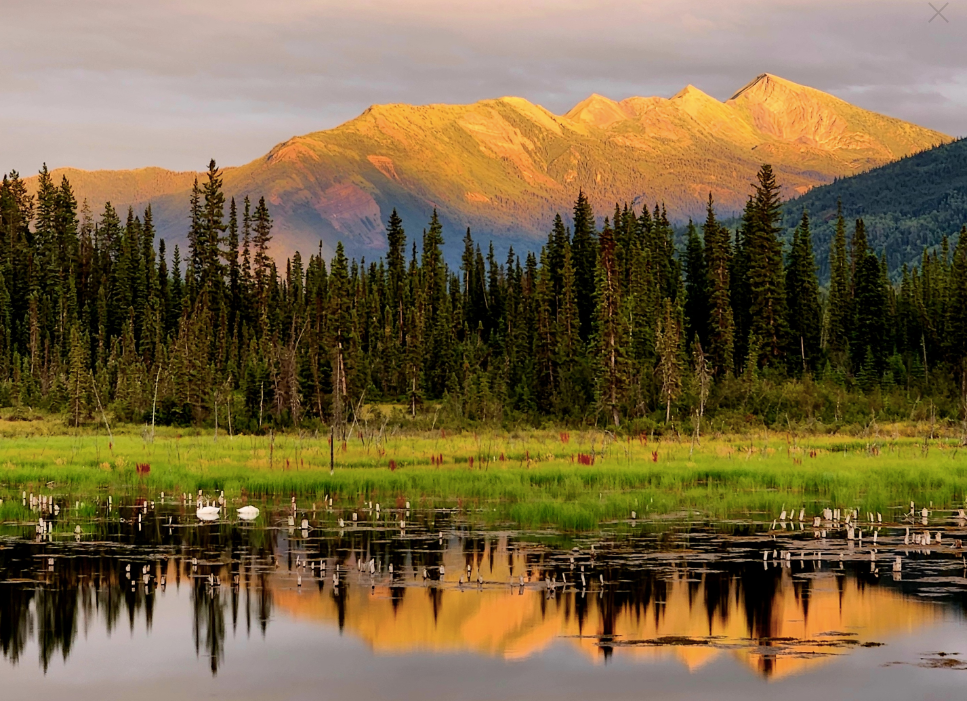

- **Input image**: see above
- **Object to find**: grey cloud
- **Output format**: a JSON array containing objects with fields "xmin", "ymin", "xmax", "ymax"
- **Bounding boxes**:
[{"xmin": 1, "ymin": 0, "xmax": 965, "ymax": 172}]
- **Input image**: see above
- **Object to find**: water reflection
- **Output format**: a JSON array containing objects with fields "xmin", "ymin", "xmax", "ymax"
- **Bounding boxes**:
[
  {"xmin": 272, "ymin": 541, "xmax": 955, "ymax": 679},
  {"xmin": 0, "ymin": 509, "xmax": 280, "ymax": 676},
  {"xmin": 1, "ymin": 500, "xmax": 966, "ymax": 681}
]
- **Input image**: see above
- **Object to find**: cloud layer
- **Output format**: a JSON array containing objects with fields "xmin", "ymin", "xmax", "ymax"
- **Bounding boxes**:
[{"xmin": 2, "ymin": 0, "xmax": 964, "ymax": 172}]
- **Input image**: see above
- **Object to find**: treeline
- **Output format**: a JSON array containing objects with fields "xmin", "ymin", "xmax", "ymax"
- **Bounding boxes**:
[{"xmin": 1, "ymin": 160, "xmax": 966, "ymax": 431}]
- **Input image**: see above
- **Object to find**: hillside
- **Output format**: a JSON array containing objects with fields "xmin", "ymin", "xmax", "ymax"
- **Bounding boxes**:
[
  {"xmin": 24, "ymin": 74, "xmax": 950, "ymax": 261},
  {"xmin": 783, "ymin": 138, "xmax": 967, "ymax": 280}
]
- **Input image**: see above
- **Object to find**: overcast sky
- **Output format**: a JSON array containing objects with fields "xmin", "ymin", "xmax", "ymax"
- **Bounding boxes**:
[{"xmin": 1, "ymin": 0, "xmax": 964, "ymax": 173}]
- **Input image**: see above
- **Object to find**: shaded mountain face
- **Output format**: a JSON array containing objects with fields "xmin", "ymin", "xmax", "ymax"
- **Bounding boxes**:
[
  {"xmin": 784, "ymin": 137, "xmax": 967, "ymax": 282},
  {"xmin": 25, "ymin": 74, "xmax": 949, "ymax": 261}
]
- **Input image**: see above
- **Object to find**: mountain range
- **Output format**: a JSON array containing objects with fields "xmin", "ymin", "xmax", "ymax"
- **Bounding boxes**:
[{"xmin": 24, "ymin": 73, "xmax": 950, "ymax": 261}]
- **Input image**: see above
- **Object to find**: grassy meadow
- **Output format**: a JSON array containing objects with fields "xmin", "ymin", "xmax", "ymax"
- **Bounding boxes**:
[{"xmin": 1, "ymin": 413, "xmax": 966, "ymax": 530}]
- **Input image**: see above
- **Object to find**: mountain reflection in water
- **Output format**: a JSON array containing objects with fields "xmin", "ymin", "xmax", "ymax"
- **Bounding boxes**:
[{"xmin": 1, "ymin": 506, "xmax": 965, "ymax": 681}]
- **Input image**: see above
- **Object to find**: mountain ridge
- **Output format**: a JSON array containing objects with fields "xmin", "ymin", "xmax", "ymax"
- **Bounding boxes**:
[
  {"xmin": 21, "ymin": 74, "xmax": 951, "ymax": 261},
  {"xmin": 783, "ymin": 137, "xmax": 967, "ymax": 281}
]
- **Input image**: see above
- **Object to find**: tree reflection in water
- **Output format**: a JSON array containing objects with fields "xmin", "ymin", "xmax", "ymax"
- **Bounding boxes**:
[
  {"xmin": 0, "ymin": 503, "xmax": 965, "ymax": 679},
  {"xmin": 0, "ymin": 509, "xmax": 280, "ymax": 676}
]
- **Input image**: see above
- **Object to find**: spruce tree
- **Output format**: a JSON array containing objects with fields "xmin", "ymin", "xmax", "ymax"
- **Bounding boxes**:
[
  {"xmin": 534, "ymin": 247, "xmax": 556, "ymax": 412},
  {"xmin": 385, "ymin": 209, "xmax": 406, "ymax": 325},
  {"xmin": 547, "ymin": 213, "xmax": 569, "ymax": 313},
  {"xmin": 650, "ymin": 204, "xmax": 680, "ymax": 302},
  {"xmin": 227, "ymin": 198, "xmax": 240, "ymax": 336},
  {"xmin": 252, "ymin": 196, "xmax": 273, "ymax": 324},
  {"xmin": 200, "ymin": 160, "xmax": 227, "ymax": 294},
  {"xmin": 0, "ymin": 271, "xmax": 10, "ymax": 377},
  {"xmin": 420, "ymin": 210, "xmax": 450, "ymax": 397},
  {"xmin": 326, "ymin": 243, "xmax": 354, "ymax": 426},
  {"xmin": 827, "ymin": 202, "xmax": 852, "ymax": 363},
  {"xmin": 485, "ymin": 242, "xmax": 503, "ymax": 343},
  {"xmin": 743, "ymin": 165, "xmax": 787, "ymax": 367},
  {"xmin": 142, "ymin": 205, "xmax": 158, "ymax": 309},
  {"xmin": 626, "ymin": 218, "xmax": 658, "ymax": 368},
  {"xmin": 731, "ymin": 198, "xmax": 752, "ymax": 371},
  {"xmin": 460, "ymin": 228, "xmax": 486, "ymax": 333},
  {"xmin": 240, "ymin": 196, "xmax": 254, "ymax": 330},
  {"xmin": 703, "ymin": 194, "xmax": 734, "ymax": 375},
  {"xmin": 33, "ymin": 164, "xmax": 57, "ymax": 291},
  {"xmin": 169, "ymin": 245, "xmax": 184, "ymax": 328},
  {"xmin": 555, "ymin": 237, "xmax": 587, "ymax": 415},
  {"xmin": 571, "ymin": 191, "xmax": 597, "ymax": 342},
  {"xmin": 683, "ymin": 220, "xmax": 708, "ymax": 351},
  {"xmin": 187, "ymin": 178, "xmax": 203, "ymax": 293},
  {"xmin": 852, "ymin": 252, "xmax": 889, "ymax": 375},
  {"xmin": 656, "ymin": 298, "xmax": 683, "ymax": 423},
  {"xmin": 66, "ymin": 323, "xmax": 89, "ymax": 427},
  {"xmin": 785, "ymin": 210, "xmax": 822, "ymax": 372},
  {"xmin": 592, "ymin": 218, "xmax": 629, "ymax": 427},
  {"xmin": 98, "ymin": 203, "xmax": 123, "ymax": 338},
  {"xmin": 948, "ymin": 226, "xmax": 967, "ymax": 368},
  {"xmin": 54, "ymin": 176, "xmax": 79, "ymax": 289},
  {"xmin": 157, "ymin": 239, "xmax": 169, "ymax": 336},
  {"xmin": 851, "ymin": 218, "xmax": 868, "ymax": 282}
]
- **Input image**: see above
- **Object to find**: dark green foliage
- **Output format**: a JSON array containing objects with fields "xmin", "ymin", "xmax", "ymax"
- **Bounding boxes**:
[
  {"xmin": 948, "ymin": 227, "xmax": 967, "ymax": 363},
  {"xmin": 826, "ymin": 203, "xmax": 851, "ymax": 363},
  {"xmin": 386, "ymin": 208, "xmax": 406, "ymax": 319},
  {"xmin": 703, "ymin": 194, "xmax": 734, "ymax": 376},
  {"xmin": 683, "ymin": 220, "xmax": 707, "ymax": 351},
  {"xmin": 730, "ymin": 200, "xmax": 751, "ymax": 373},
  {"xmin": 784, "ymin": 138, "xmax": 967, "ymax": 279},
  {"xmin": 546, "ymin": 213, "xmax": 569, "ymax": 313},
  {"xmin": 199, "ymin": 159, "xmax": 227, "ymax": 293},
  {"xmin": 784, "ymin": 210, "xmax": 822, "ymax": 372},
  {"xmin": 591, "ymin": 218, "xmax": 630, "ymax": 426},
  {"xmin": 252, "ymin": 196, "xmax": 273, "ymax": 327},
  {"xmin": 851, "ymin": 253, "xmax": 889, "ymax": 373},
  {"xmin": 570, "ymin": 190, "xmax": 597, "ymax": 342},
  {"xmin": 1, "ymin": 157, "xmax": 966, "ymax": 428},
  {"xmin": 739, "ymin": 165, "xmax": 787, "ymax": 367}
]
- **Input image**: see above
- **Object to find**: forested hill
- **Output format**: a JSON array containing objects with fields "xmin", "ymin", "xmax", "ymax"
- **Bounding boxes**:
[{"xmin": 783, "ymin": 138, "xmax": 967, "ymax": 281}]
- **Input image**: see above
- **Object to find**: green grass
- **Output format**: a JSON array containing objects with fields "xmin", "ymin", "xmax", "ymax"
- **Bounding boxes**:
[{"xmin": 1, "ymin": 418, "xmax": 965, "ymax": 530}]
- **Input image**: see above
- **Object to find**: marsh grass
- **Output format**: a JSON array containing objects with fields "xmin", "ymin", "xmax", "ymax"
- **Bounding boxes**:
[{"xmin": 1, "ymin": 420, "xmax": 965, "ymax": 529}]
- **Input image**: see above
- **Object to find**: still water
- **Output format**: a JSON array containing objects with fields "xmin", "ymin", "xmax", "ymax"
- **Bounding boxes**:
[{"xmin": 2, "ymin": 496, "xmax": 967, "ymax": 700}]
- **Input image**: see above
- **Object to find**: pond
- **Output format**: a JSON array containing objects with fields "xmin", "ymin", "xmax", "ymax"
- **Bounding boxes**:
[{"xmin": 1, "ymin": 494, "xmax": 967, "ymax": 699}]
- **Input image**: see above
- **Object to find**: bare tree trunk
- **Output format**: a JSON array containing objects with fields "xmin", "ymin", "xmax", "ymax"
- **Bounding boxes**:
[
  {"xmin": 151, "ymin": 365, "xmax": 161, "ymax": 443},
  {"xmin": 333, "ymin": 342, "xmax": 345, "ymax": 438},
  {"xmin": 960, "ymin": 362, "xmax": 967, "ymax": 446},
  {"xmin": 922, "ymin": 334, "xmax": 929, "ymax": 386},
  {"xmin": 90, "ymin": 370, "xmax": 113, "ymax": 448}
]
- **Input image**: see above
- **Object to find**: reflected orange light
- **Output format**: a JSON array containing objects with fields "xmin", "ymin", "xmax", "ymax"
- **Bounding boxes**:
[{"xmin": 273, "ymin": 539, "xmax": 945, "ymax": 679}]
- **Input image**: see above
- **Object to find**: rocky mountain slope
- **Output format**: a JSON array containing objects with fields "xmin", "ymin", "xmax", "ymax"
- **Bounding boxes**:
[{"xmin": 27, "ymin": 74, "xmax": 950, "ymax": 260}]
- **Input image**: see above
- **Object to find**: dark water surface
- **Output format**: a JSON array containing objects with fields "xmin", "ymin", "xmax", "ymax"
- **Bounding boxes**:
[{"xmin": 2, "ymin": 495, "xmax": 967, "ymax": 700}]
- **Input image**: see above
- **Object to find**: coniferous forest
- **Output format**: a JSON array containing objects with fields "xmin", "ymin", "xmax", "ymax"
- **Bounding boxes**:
[{"xmin": 2, "ymin": 159, "xmax": 966, "ymax": 432}]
